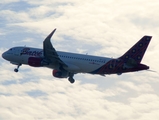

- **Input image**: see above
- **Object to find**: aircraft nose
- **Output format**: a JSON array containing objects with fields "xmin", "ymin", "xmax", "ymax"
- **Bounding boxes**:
[
  {"xmin": 2, "ymin": 52, "xmax": 6, "ymax": 59},
  {"xmin": 2, "ymin": 52, "xmax": 7, "ymax": 60}
]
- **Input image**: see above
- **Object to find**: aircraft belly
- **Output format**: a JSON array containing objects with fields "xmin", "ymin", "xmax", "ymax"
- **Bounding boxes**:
[
  {"xmin": 75, "ymin": 61, "xmax": 104, "ymax": 73},
  {"xmin": 9, "ymin": 55, "xmax": 27, "ymax": 65},
  {"xmin": 63, "ymin": 63, "xmax": 80, "ymax": 72}
]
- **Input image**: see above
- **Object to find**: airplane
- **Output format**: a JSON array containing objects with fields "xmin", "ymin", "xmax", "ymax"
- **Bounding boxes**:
[{"xmin": 2, "ymin": 29, "xmax": 152, "ymax": 83}]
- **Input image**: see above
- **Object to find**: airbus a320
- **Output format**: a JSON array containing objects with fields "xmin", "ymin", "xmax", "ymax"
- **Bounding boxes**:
[{"xmin": 2, "ymin": 29, "xmax": 152, "ymax": 83}]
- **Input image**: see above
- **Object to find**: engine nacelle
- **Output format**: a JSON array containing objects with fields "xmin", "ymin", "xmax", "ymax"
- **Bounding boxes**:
[
  {"xmin": 52, "ymin": 70, "xmax": 69, "ymax": 78},
  {"xmin": 28, "ymin": 57, "xmax": 49, "ymax": 67}
]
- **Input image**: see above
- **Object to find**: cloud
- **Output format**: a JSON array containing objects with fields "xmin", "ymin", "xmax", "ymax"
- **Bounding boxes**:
[
  {"xmin": 0, "ymin": 0, "xmax": 20, "ymax": 4},
  {"xmin": 0, "ymin": 77, "xmax": 158, "ymax": 120},
  {"xmin": 118, "ymin": 81, "xmax": 154, "ymax": 92}
]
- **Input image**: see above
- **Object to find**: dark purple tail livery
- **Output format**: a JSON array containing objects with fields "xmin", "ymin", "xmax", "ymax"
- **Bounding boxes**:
[
  {"xmin": 119, "ymin": 36, "xmax": 152, "ymax": 64},
  {"xmin": 91, "ymin": 36, "xmax": 152, "ymax": 75}
]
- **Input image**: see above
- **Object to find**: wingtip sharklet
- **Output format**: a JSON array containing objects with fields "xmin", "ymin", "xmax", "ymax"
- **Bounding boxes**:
[{"xmin": 44, "ymin": 28, "xmax": 57, "ymax": 41}]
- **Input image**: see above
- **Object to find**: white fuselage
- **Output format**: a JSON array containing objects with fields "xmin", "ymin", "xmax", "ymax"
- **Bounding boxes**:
[{"xmin": 2, "ymin": 47, "xmax": 112, "ymax": 74}]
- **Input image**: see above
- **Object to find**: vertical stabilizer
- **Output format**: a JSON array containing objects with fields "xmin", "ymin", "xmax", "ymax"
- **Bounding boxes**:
[{"xmin": 119, "ymin": 36, "xmax": 152, "ymax": 65}]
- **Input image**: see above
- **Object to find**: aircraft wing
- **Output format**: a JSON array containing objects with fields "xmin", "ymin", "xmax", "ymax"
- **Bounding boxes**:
[{"xmin": 43, "ymin": 29, "xmax": 67, "ymax": 67}]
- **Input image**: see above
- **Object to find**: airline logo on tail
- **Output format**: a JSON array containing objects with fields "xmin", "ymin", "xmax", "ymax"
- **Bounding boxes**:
[
  {"xmin": 120, "ymin": 36, "xmax": 152, "ymax": 64},
  {"xmin": 91, "ymin": 36, "xmax": 151, "ymax": 75}
]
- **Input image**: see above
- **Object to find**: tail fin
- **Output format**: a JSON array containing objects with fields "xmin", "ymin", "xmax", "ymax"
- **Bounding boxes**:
[{"xmin": 119, "ymin": 36, "xmax": 152, "ymax": 66}]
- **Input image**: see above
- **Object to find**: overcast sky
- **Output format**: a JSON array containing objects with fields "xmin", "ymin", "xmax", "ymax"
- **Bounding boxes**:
[{"xmin": 0, "ymin": 0, "xmax": 159, "ymax": 120}]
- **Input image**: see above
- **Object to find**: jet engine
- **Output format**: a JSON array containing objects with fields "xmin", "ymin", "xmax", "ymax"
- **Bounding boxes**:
[
  {"xmin": 52, "ymin": 69, "xmax": 69, "ymax": 78},
  {"xmin": 28, "ymin": 57, "xmax": 49, "ymax": 67}
]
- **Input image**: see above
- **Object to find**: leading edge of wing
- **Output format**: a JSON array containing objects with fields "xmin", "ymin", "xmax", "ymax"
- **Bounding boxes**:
[
  {"xmin": 43, "ymin": 29, "xmax": 68, "ymax": 67},
  {"xmin": 43, "ymin": 28, "xmax": 57, "ymax": 56}
]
